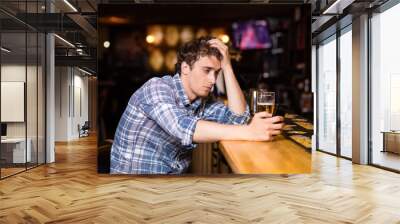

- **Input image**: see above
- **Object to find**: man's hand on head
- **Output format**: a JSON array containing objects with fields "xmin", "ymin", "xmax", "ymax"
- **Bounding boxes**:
[
  {"xmin": 207, "ymin": 37, "xmax": 247, "ymax": 116},
  {"xmin": 208, "ymin": 38, "xmax": 231, "ymax": 70}
]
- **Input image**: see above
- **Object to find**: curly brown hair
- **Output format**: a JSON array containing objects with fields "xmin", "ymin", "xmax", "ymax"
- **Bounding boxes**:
[{"xmin": 175, "ymin": 36, "xmax": 223, "ymax": 74}]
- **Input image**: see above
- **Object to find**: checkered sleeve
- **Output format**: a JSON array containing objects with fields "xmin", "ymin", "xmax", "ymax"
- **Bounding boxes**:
[
  {"xmin": 138, "ymin": 79, "xmax": 200, "ymax": 147},
  {"xmin": 202, "ymin": 100, "xmax": 251, "ymax": 125}
]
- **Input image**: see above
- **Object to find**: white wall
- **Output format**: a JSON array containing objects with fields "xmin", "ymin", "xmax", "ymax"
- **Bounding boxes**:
[
  {"xmin": 1, "ymin": 65, "xmax": 35, "ymax": 138},
  {"xmin": 55, "ymin": 66, "xmax": 69, "ymax": 141},
  {"xmin": 55, "ymin": 67, "xmax": 89, "ymax": 141},
  {"xmin": 73, "ymin": 73, "xmax": 89, "ymax": 137},
  {"xmin": 1, "ymin": 63, "xmax": 46, "ymax": 164}
]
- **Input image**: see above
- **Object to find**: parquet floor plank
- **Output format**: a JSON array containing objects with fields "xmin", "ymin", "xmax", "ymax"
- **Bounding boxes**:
[{"xmin": 0, "ymin": 135, "xmax": 399, "ymax": 223}]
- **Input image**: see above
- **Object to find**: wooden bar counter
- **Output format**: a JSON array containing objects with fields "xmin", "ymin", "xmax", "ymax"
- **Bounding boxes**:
[{"xmin": 219, "ymin": 135, "xmax": 311, "ymax": 174}]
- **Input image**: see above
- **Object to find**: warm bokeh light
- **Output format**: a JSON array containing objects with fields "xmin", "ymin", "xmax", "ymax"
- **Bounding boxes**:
[
  {"xmin": 210, "ymin": 28, "xmax": 225, "ymax": 39},
  {"xmin": 147, "ymin": 25, "xmax": 164, "ymax": 45},
  {"xmin": 146, "ymin": 35, "xmax": 155, "ymax": 44},
  {"xmin": 98, "ymin": 16, "xmax": 130, "ymax": 25},
  {"xmin": 149, "ymin": 49, "xmax": 164, "ymax": 72},
  {"xmin": 103, "ymin": 41, "xmax": 110, "ymax": 48},
  {"xmin": 220, "ymin": 34, "xmax": 230, "ymax": 43},
  {"xmin": 165, "ymin": 26, "xmax": 179, "ymax": 47},
  {"xmin": 196, "ymin": 28, "xmax": 208, "ymax": 39},
  {"xmin": 165, "ymin": 50, "xmax": 178, "ymax": 72},
  {"xmin": 180, "ymin": 26, "xmax": 194, "ymax": 43}
]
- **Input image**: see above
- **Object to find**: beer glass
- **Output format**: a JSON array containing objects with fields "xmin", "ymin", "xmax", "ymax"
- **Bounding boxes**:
[{"xmin": 257, "ymin": 90, "xmax": 275, "ymax": 114}]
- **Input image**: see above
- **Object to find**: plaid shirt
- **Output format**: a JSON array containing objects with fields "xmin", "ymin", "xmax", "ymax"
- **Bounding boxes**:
[{"xmin": 110, "ymin": 73, "xmax": 250, "ymax": 174}]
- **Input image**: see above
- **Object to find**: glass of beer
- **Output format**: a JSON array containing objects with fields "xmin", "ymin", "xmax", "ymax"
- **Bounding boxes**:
[{"xmin": 257, "ymin": 90, "xmax": 275, "ymax": 114}]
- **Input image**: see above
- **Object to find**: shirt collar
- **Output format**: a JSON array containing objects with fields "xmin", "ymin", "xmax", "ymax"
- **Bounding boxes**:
[{"xmin": 172, "ymin": 73, "xmax": 203, "ymax": 111}]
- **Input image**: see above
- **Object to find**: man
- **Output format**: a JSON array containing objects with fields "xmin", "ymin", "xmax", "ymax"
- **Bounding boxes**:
[{"xmin": 110, "ymin": 37, "xmax": 284, "ymax": 174}]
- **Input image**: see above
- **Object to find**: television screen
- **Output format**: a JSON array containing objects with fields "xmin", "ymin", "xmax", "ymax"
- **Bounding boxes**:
[{"xmin": 232, "ymin": 20, "xmax": 272, "ymax": 50}]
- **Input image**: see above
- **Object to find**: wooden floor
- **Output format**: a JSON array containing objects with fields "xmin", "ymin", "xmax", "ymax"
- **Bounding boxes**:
[
  {"xmin": 373, "ymin": 151, "xmax": 400, "ymax": 171},
  {"xmin": 1, "ymin": 135, "xmax": 400, "ymax": 223},
  {"xmin": 1, "ymin": 167, "xmax": 26, "ymax": 178},
  {"xmin": 1, "ymin": 163, "xmax": 44, "ymax": 178}
]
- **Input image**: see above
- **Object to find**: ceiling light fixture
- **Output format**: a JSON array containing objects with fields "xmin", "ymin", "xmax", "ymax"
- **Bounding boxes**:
[
  {"xmin": 78, "ymin": 67, "xmax": 92, "ymax": 76},
  {"xmin": 54, "ymin": 34, "xmax": 75, "ymax": 48},
  {"xmin": 1, "ymin": 47, "xmax": 11, "ymax": 53},
  {"xmin": 63, "ymin": 0, "xmax": 78, "ymax": 12},
  {"xmin": 322, "ymin": 0, "xmax": 354, "ymax": 15}
]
